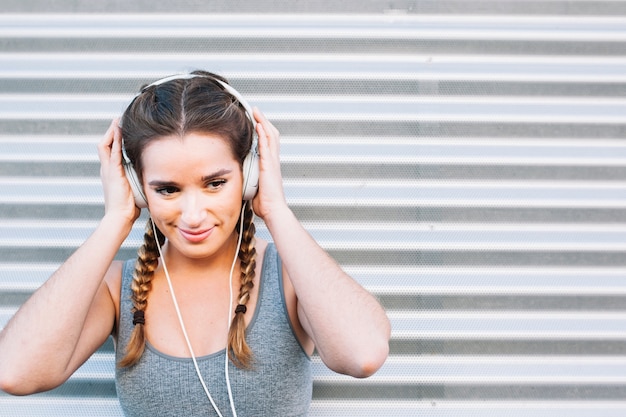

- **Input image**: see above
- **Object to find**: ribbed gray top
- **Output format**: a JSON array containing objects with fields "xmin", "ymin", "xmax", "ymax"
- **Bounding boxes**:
[{"xmin": 115, "ymin": 243, "xmax": 312, "ymax": 417}]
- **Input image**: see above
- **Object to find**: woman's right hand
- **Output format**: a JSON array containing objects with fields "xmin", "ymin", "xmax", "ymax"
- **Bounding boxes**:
[{"xmin": 97, "ymin": 119, "xmax": 141, "ymax": 224}]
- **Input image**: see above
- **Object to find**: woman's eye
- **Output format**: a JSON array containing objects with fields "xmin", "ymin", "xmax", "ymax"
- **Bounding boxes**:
[
  {"xmin": 155, "ymin": 186, "xmax": 178, "ymax": 195},
  {"xmin": 207, "ymin": 179, "xmax": 226, "ymax": 190}
]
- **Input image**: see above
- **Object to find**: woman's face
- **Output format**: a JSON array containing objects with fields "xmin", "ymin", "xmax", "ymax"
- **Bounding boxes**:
[{"xmin": 140, "ymin": 132, "xmax": 243, "ymax": 260}]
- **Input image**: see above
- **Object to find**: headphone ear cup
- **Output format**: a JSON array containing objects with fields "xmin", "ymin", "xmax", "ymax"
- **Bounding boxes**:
[
  {"xmin": 241, "ymin": 148, "xmax": 259, "ymax": 201},
  {"xmin": 122, "ymin": 159, "xmax": 149, "ymax": 209}
]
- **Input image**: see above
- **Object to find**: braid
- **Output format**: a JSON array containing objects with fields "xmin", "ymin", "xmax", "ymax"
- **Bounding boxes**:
[
  {"xmin": 228, "ymin": 200, "xmax": 257, "ymax": 368},
  {"xmin": 118, "ymin": 218, "xmax": 164, "ymax": 368}
]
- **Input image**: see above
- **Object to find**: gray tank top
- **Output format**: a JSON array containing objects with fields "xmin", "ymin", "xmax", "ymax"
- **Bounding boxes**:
[{"xmin": 115, "ymin": 243, "xmax": 312, "ymax": 416}]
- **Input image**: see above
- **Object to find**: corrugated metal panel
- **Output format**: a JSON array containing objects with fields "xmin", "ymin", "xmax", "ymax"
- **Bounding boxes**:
[{"xmin": 1, "ymin": 1, "xmax": 626, "ymax": 415}]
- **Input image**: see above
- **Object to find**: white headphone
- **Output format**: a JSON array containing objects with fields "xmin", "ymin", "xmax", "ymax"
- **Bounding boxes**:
[{"xmin": 121, "ymin": 73, "xmax": 260, "ymax": 209}]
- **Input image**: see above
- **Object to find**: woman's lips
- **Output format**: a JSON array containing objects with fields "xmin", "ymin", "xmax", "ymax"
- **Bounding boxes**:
[{"xmin": 178, "ymin": 227, "xmax": 213, "ymax": 243}]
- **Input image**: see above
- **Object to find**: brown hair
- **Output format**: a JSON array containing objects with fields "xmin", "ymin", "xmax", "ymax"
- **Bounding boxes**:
[{"xmin": 118, "ymin": 71, "xmax": 257, "ymax": 368}]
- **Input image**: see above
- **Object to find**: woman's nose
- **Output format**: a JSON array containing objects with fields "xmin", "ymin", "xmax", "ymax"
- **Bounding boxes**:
[{"xmin": 180, "ymin": 191, "xmax": 207, "ymax": 226}]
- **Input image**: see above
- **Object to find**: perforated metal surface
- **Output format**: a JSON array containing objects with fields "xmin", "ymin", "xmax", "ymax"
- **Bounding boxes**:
[{"xmin": 1, "ymin": 2, "xmax": 626, "ymax": 416}]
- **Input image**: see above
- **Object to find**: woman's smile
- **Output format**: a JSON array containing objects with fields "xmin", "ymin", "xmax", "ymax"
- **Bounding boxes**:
[{"xmin": 177, "ymin": 226, "xmax": 214, "ymax": 243}]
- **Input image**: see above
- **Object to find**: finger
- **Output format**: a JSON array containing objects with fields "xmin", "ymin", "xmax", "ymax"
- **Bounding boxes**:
[
  {"xmin": 254, "ymin": 107, "xmax": 280, "ymax": 136},
  {"xmin": 110, "ymin": 118, "xmax": 123, "ymax": 165},
  {"xmin": 253, "ymin": 107, "xmax": 280, "ymax": 156},
  {"xmin": 255, "ymin": 121, "xmax": 270, "ymax": 159},
  {"xmin": 100, "ymin": 119, "xmax": 117, "ymax": 145},
  {"xmin": 253, "ymin": 107, "xmax": 271, "ymax": 138},
  {"xmin": 252, "ymin": 106, "xmax": 265, "ymax": 124},
  {"xmin": 97, "ymin": 119, "xmax": 117, "ymax": 163}
]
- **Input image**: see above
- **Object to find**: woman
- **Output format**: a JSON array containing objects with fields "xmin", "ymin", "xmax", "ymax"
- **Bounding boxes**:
[{"xmin": 0, "ymin": 71, "xmax": 391, "ymax": 416}]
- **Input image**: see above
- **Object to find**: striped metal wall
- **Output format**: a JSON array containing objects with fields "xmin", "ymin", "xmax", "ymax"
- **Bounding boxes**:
[{"xmin": 2, "ymin": 1, "xmax": 626, "ymax": 416}]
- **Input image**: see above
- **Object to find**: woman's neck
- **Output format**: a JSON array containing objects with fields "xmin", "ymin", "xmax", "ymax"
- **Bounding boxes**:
[{"xmin": 158, "ymin": 233, "xmax": 240, "ymax": 281}]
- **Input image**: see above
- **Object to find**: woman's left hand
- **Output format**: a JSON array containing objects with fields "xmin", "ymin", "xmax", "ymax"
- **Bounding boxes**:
[{"xmin": 251, "ymin": 108, "xmax": 289, "ymax": 222}]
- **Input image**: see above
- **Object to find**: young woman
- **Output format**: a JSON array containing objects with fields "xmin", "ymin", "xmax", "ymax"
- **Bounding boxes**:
[{"xmin": 0, "ymin": 71, "xmax": 391, "ymax": 416}]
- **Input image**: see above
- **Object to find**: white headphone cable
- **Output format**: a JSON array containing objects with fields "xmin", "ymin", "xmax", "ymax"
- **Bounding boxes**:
[{"xmin": 151, "ymin": 214, "xmax": 244, "ymax": 417}]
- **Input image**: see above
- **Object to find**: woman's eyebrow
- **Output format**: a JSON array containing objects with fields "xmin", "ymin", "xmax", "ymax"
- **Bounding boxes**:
[
  {"xmin": 147, "ymin": 179, "xmax": 179, "ymax": 187},
  {"xmin": 147, "ymin": 169, "xmax": 233, "ymax": 187},
  {"xmin": 202, "ymin": 168, "xmax": 233, "ymax": 181}
]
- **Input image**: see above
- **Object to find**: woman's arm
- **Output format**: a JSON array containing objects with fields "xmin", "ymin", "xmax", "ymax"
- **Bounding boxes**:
[
  {"xmin": 270, "ymin": 208, "xmax": 390, "ymax": 377},
  {"xmin": 0, "ymin": 120, "xmax": 139, "ymax": 394},
  {"xmin": 0, "ymin": 220, "xmax": 127, "ymax": 394},
  {"xmin": 252, "ymin": 109, "xmax": 391, "ymax": 378}
]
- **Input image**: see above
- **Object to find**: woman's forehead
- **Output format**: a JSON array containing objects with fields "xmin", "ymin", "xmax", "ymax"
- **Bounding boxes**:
[{"xmin": 141, "ymin": 133, "xmax": 238, "ymax": 173}]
